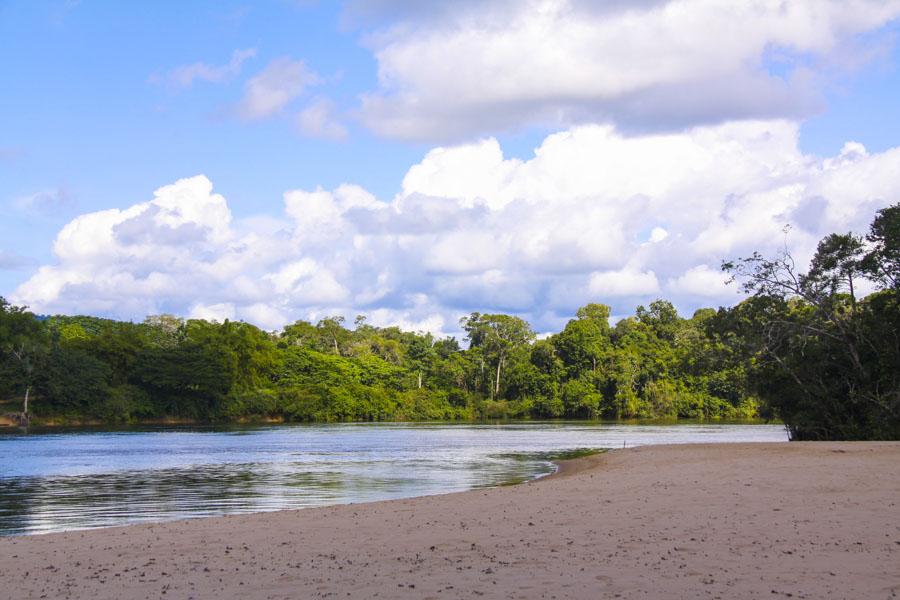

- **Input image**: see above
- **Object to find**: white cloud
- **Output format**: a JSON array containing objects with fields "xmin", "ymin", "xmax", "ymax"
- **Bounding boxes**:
[
  {"xmin": 589, "ymin": 269, "xmax": 660, "ymax": 298},
  {"xmin": 152, "ymin": 48, "xmax": 257, "ymax": 89},
  {"xmin": 236, "ymin": 58, "xmax": 321, "ymax": 120},
  {"xmin": 356, "ymin": 0, "xmax": 900, "ymax": 141},
  {"xmin": 295, "ymin": 98, "xmax": 348, "ymax": 140},
  {"xmin": 11, "ymin": 121, "xmax": 900, "ymax": 334},
  {"xmin": 190, "ymin": 302, "xmax": 236, "ymax": 323},
  {"xmin": 366, "ymin": 308, "xmax": 446, "ymax": 336},
  {"xmin": 667, "ymin": 264, "xmax": 732, "ymax": 298}
]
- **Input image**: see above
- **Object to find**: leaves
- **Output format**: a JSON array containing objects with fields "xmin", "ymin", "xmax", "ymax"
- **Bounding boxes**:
[{"xmin": 723, "ymin": 203, "xmax": 900, "ymax": 440}]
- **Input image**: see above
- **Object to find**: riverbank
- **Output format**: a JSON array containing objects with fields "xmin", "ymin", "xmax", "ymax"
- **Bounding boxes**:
[
  {"xmin": 0, "ymin": 415, "xmax": 777, "ymax": 430},
  {"xmin": 1, "ymin": 442, "xmax": 898, "ymax": 599}
]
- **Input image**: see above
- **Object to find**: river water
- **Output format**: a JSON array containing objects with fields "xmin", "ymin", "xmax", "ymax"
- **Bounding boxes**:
[{"xmin": 0, "ymin": 421, "xmax": 787, "ymax": 535}]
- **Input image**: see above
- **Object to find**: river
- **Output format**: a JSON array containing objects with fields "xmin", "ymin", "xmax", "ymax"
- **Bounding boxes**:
[{"xmin": 0, "ymin": 421, "xmax": 787, "ymax": 535}]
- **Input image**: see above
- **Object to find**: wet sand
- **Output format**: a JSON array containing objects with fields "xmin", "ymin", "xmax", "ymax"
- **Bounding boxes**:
[{"xmin": 1, "ymin": 442, "xmax": 898, "ymax": 599}]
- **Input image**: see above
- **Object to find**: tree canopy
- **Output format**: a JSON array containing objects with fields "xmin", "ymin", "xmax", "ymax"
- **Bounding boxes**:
[{"xmin": 723, "ymin": 203, "xmax": 900, "ymax": 440}]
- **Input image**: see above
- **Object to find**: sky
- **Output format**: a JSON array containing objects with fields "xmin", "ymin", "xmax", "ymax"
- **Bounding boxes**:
[{"xmin": 2, "ymin": 0, "xmax": 900, "ymax": 335}]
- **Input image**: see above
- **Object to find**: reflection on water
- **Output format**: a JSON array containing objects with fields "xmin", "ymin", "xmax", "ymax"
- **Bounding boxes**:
[{"xmin": 0, "ymin": 422, "xmax": 787, "ymax": 535}]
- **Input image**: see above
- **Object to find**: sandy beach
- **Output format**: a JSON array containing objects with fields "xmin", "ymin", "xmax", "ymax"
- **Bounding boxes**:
[{"xmin": 1, "ymin": 442, "xmax": 898, "ymax": 599}]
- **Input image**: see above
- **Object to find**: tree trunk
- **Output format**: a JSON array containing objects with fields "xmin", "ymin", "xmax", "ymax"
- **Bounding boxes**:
[
  {"xmin": 23, "ymin": 385, "xmax": 30, "ymax": 416},
  {"xmin": 494, "ymin": 356, "xmax": 502, "ymax": 398},
  {"xmin": 479, "ymin": 358, "xmax": 485, "ymax": 395},
  {"xmin": 417, "ymin": 371, "xmax": 422, "ymax": 389}
]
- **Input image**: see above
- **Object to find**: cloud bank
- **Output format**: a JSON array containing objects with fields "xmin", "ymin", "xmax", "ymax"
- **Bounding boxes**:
[
  {"xmin": 357, "ymin": 0, "xmax": 900, "ymax": 141},
  {"xmin": 12, "ymin": 120, "xmax": 900, "ymax": 334}
]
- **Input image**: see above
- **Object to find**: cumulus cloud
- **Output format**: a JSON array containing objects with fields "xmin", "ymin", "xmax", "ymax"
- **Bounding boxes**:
[
  {"xmin": 667, "ymin": 265, "xmax": 732, "ymax": 299},
  {"xmin": 189, "ymin": 302, "xmax": 236, "ymax": 323},
  {"xmin": 354, "ymin": 0, "xmax": 900, "ymax": 141},
  {"xmin": 236, "ymin": 58, "xmax": 321, "ymax": 120},
  {"xmin": 589, "ymin": 269, "xmax": 660, "ymax": 298},
  {"xmin": 151, "ymin": 48, "xmax": 257, "ymax": 89},
  {"xmin": 12, "ymin": 121, "xmax": 900, "ymax": 334}
]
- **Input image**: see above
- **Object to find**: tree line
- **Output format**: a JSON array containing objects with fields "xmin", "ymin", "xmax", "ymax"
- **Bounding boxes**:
[{"xmin": 1, "ymin": 204, "xmax": 897, "ymax": 439}]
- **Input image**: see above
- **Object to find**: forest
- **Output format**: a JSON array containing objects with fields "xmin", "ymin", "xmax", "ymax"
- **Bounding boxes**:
[{"xmin": 1, "ymin": 204, "xmax": 898, "ymax": 440}]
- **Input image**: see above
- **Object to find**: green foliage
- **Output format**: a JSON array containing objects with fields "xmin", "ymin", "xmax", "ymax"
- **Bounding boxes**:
[
  {"xmin": 222, "ymin": 388, "xmax": 279, "ymax": 420},
  {"xmin": 34, "ymin": 346, "xmax": 111, "ymax": 416},
  {"xmin": 861, "ymin": 204, "xmax": 900, "ymax": 289},
  {"xmin": 554, "ymin": 307, "xmax": 611, "ymax": 379},
  {"xmin": 723, "ymin": 203, "xmax": 900, "ymax": 440},
  {"xmin": 461, "ymin": 313, "xmax": 536, "ymax": 400},
  {"xmin": 0, "ymin": 293, "xmax": 771, "ymax": 424},
  {"xmin": 131, "ymin": 343, "xmax": 234, "ymax": 418},
  {"xmin": 561, "ymin": 376, "xmax": 602, "ymax": 418},
  {"xmin": 0, "ymin": 298, "xmax": 48, "ymax": 412}
]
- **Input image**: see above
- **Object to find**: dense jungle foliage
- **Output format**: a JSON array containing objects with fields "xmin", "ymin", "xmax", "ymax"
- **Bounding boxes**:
[{"xmin": 1, "ymin": 204, "xmax": 897, "ymax": 439}]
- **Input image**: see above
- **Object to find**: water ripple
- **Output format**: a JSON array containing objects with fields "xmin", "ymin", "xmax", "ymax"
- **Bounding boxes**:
[{"xmin": 0, "ymin": 421, "xmax": 787, "ymax": 535}]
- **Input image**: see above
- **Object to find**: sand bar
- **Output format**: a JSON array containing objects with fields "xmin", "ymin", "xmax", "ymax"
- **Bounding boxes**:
[{"xmin": 1, "ymin": 442, "xmax": 898, "ymax": 599}]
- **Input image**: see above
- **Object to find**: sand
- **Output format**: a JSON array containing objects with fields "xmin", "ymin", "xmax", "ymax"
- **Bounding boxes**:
[{"xmin": 1, "ymin": 442, "xmax": 899, "ymax": 599}]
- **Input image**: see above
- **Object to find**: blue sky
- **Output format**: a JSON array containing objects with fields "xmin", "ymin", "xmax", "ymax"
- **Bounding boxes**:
[
  {"xmin": 1, "ymin": 2, "xmax": 421, "ymax": 260},
  {"xmin": 3, "ymin": 1, "xmax": 900, "ymax": 333}
]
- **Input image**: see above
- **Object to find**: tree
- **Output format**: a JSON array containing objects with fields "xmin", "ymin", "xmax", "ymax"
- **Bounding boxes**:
[
  {"xmin": 143, "ymin": 314, "xmax": 184, "ymax": 348},
  {"xmin": 861, "ymin": 203, "xmax": 900, "ymax": 289},
  {"xmin": 405, "ymin": 335, "xmax": 436, "ymax": 389},
  {"xmin": 182, "ymin": 319, "xmax": 279, "ymax": 392},
  {"xmin": 132, "ymin": 342, "xmax": 234, "ymax": 418},
  {"xmin": 37, "ymin": 346, "xmax": 112, "ymax": 414},
  {"xmin": 554, "ymin": 303, "xmax": 611, "ymax": 377},
  {"xmin": 636, "ymin": 299, "xmax": 681, "ymax": 341},
  {"xmin": 805, "ymin": 233, "xmax": 865, "ymax": 307},
  {"xmin": 561, "ymin": 376, "xmax": 602, "ymax": 418},
  {"xmin": 0, "ymin": 298, "xmax": 47, "ymax": 415},
  {"xmin": 280, "ymin": 319, "xmax": 320, "ymax": 349},
  {"xmin": 62, "ymin": 319, "xmax": 148, "ymax": 386},
  {"xmin": 317, "ymin": 316, "xmax": 350, "ymax": 355},
  {"xmin": 460, "ymin": 313, "xmax": 535, "ymax": 400},
  {"xmin": 722, "ymin": 207, "xmax": 900, "ymax": 440}
]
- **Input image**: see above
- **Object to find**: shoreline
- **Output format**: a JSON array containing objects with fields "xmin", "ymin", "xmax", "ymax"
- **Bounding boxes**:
[
  {"xmin": 0, "ymin": 416, "xmax": 779, "ymax": 431},
  {"xmin": 0, "ymin": 448, "xmax": 602, "ymax": 539},
  {"xmin": 2, "ymin": 442, "xmax": 898, "ymax": 599}
]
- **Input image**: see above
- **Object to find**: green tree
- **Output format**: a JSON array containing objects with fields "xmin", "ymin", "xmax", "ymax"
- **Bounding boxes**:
[
  {"xmin": 317, "ymin": 316, "xmax": 350, "ymax": 355},
  {"xmin": 635, "ymin": 299, "xmax": 681, "ymax": 342},
  {"xmin": 460, "ymin": 313, "xmax": 535, "ymax": 400},
  {"xmin": 0, "ymin": 298, "xmax": 47, "ymax": 415},
  {"xmin": 861, "ymin": 203, "xmax": 900, "ymax": 289},
  {"xmin": 405, "ymin": 334, "xmax": 436, "ymax": 389},
  {"xmin": 554, "ymin": 303, "xmax": 611, "ymax": 378},
  {"xmin": 37, "ymin": 346, "xmax": 112, "ymax": 415},
  {"xmin": 723, "ymin": 205, "xmax": 900, "ymax": 440},
  {"xmin": 805, "ymin": 232, "xmax": 865, "ymax": 307},
  {"xmin": 132, "ymin": 342, "xmax": 234, "ymax": 418},
  {"xmin": 280, "ymin": 319, "xmax": 320, "ymax": 349}
]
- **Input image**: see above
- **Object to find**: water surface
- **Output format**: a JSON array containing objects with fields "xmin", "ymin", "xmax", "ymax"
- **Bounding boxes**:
[{"xmin": 0, "ymin": 422, "xmax": 786, "ymax": 535}]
